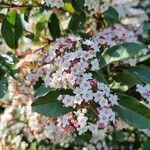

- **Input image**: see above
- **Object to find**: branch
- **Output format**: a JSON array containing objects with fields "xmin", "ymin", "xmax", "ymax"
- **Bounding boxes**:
[{"xmin": 0, "ymin": 2, "xmax": 43, "ymax": 8}]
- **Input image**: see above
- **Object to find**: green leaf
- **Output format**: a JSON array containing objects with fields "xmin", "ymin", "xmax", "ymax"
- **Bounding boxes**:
[
  {"xmin": 104, "ymin": 7, "xmax": 119, "ymax": 26},
  {"xmin": 69, "ymin": 12, "xmax": 86, "ymax": 33},
  {"xmin": 71, "ymin": 0, "xmax": 85, "ymax": 13},
  {"xmin": 1, "ymin": 10, "xmax": 23, "ymax": 49},
  {"xmin": 111, "ymin": 71, "xmax": 141, "ymax": 92},
  {"xmin": 0, "ymin": 77, "xmax": 8, "ymax": 99},
  {"xmin": 36, "ymin": 17, "xmax": 46, "ymax": 35},
  {"xmin": 118, "ymin": 94, "xmax": 150, "ymax": 119},
  {"xmin": 64, "ymin": 2, "xmax": 76, "ymax": 14},
  {"xmin": 122, "ymin": 65, "xmax": 150, "ymax": 83},
  {"xmin": 32, "ymin": 89, "xmax": 73, "ymax": 117},
  {"xmin": 48, "ymin": 13, "xmax": 61, "ymax": 40},
  {"xmin": 35, "ymin": 84, "xmax": 55, "ymax": 98},
  {"xmin": 99, "ymin": 43, "xmax": 145, "ymax": 68},
  {"xmin": 114, "ymin": 105, "xmax": 150, "ymax": 129}
]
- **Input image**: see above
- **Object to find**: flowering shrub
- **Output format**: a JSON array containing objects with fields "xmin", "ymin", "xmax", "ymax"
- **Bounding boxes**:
[{"xmin": 0, "ymin": 0, "xmax": 150, "ymax": 149}]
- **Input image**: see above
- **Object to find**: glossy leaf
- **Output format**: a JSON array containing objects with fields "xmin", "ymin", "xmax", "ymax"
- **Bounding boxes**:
[
  {"xmin": 71, "ymin": 0, "xmax": 85, "ymax": 13},
  {"xmin": 114, "ymin": 105, "xmax": 150, "ymax": 129},
  {"xmin": 48, "ymin": 13, "xmax": 61, "ymax": 40},
  {"xmin": 104, "ymin": 7, "xmax": 119, "ymax": 26},
  {"xmin": 69, "ymin": 12, "xmax": 86, "ymax": 33},
  {"xmin": 1, "ymin": 10, "xmax": 23, "ymax": 49},
  {"xmin": 111, "ymin": 71, "xmax": 141, "ymax": 92},
  {"xmin": 99, "ymin": 43, "xmax": 145, "ymax": 68},
  {"xmin": 32, "ymin": 89, "xmax": 73, "ymax": 117},
  {"xmin": 122, "ymin": 65, "xmax": 150, "ymax": 83},
  {"xmin": 118, "ymin": 94, "xmax": 150, "ymax": 119},
  {"xmin": 35, "ymin": 84, "xmax": 55, "ymax": 98}
]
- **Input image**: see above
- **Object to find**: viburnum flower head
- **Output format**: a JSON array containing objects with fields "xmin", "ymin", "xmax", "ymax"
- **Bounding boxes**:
[{"xmin": 42, "ymin": 35, "xmax": 118, "ymax": 136}]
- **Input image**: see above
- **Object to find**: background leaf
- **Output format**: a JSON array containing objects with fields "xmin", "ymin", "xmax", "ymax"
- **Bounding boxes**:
[
  {"xmin": 35, "ymin": 84, "xmax": 55, "ymax": 98},
  {"xmin": 32, "ymin": 89, "xmax": 73, "ymax": 117},
  {"xmin": 122, "ymin": 65, "xmax": 150, "ymax": 83},
  {"xmin": 1, "ymin": 10, "xmax": 23, "ymax": 49},
  {"xmin": 114, "ymin": 105, "xmax": 150, "ymax": 129},
  {"xmin": 118, "ymin": 94, "xmax": 150, "ymax": 119},
  {"xmin": 48, "ymin": 13, "xmax": 61, "ymax": 40},
  {"xmin": 111, "ymin": 71, "xmax": 141, "ymax": 92},
  {"xmin": 69, "ymin": 12, "xmax": 86, "ymax": 33},
  {"xmin": 104, "ymin": 7, "xmax": 119, "ymax": 26},
  {"xmin": 99, "ymin": 43, "xmax": 145, "ymax": 68}
]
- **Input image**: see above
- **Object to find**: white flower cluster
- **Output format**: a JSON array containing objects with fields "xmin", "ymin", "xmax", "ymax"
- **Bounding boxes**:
[
  {"xmin": 136, "ymin": 84, "xmax": 150, "ymax": 106},
  {"xmin": 43, "ymin": 35, "xmax": 100, "ymax": 89},
  {"xmin": 45, "ymin": 0, "xmax": 64, "ymax": 8},
  {"xmin": 92, "ymin": 24, "xmax": 138, "ymax": 47},
  {"xmin": 42, "ymin": 35, "xmax": 118, "ymax": 135}
]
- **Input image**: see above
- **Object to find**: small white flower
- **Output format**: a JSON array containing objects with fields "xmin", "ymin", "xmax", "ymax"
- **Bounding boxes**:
[
  {"xmin": 99, "ymin": 96, "xmax": 108, "ymax": 107},
  {"xmin": 83, "ymin": 73, "xmax": 93, "ymax": 80},
  {"xmin": 93, "ymin": 91, "xmax": 103, "ymax": 102},
  {"xmin": 91, "ymin": 59, "xmax": 100, "ymax": 70},
  {"xmin": 109, "ymin": 94, "xmax": 118, "ymax": 105},
  {"xmin": 62, "ymin": 95, "xmax": 74, "ymax": 107},
  {"xmin": 76, "ymin": 112, "xmax": 88, "ymax": 128},
  {"xmin": 74, "ymin": 95, "xmax": 83, "ymax": 105},
  {"xmin": 80, "ymin": 80, "xmax": 92, "ymax": 91},
  {"xmin": 82, "ymin": 90, "xmax": 93, "ymax": 102}
]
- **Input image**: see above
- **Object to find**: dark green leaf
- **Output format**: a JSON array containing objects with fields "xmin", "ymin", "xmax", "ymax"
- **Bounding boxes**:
[
  {"xmin": 32, "ymin": 89, "xmax": 73, "ymax": 117},
  {"xmin": 114, "ymin": 105, "xmax": 150, "ymax": 128},
  {"xmin": 35, "ymin": 84, "xmax": 55, "ymax": 98},
  {"xmin": 1, "ymin": 10, "xmax": 23, "ymax": 49},
  {"xmin": 122, "ymin": 65, "xmax": 150, "ymax": 83},
  {"xmin": 69, "ymin": 12, "xmax": 86, "ymax": 33},
  {"xmin": 104, "ymin": 7, "xmax": 119, "ymax": 26},
  {"xmin": 118, "ymin": 94, "xmax": 150, "ymax": 119},
  {"xmin": 99, "ymin": 43, "xmax": 145, "ymax": 68},
  {"xmin": 71, "ymin": 0, "xmax": 85, "ymax": 13},
  {"xmin": 48, "ymin": 13, "xmax": 61, "ymax": 40},
  {"xmin": 111, "ymin": 71, "xmax": 141, "ymax": 92}
]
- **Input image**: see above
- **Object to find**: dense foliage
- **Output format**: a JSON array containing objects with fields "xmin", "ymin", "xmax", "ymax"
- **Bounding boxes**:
[{"xmin": 0, "ymin": 0, "xmax": 150, "ymax": 149}]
